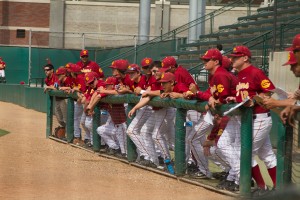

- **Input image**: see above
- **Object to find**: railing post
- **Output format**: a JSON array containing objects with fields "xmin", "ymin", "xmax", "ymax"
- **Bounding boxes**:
[
  {"xmin": 276, "ymin": 120, "xmax": 287, "ymax": 189},
  {"xmin": 66, "ymin": 98, "xmax": 75, "ymax": 143},
  {"xmin": 126, "ymin": 103, "xmax": 137, "ymax": 162},
  {"xmin": 175, "ymin": 107, "xmax": 187, "ymax": 175},
  {"xmin": 93, "ymin": 105, "xmax": 101, "ymax": 152},
  {"xmin": 46, "ymin": 93, "xmax": 53, "ymax": 138},
  {"xmin": 239, "ymin": 107, "xmax": 253, "ymax": 197},
  {"xmin": 210, "ymin": 13, "xmax": 214, "ymax": 34}
]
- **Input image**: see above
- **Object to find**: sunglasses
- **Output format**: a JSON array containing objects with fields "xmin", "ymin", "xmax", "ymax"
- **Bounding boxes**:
[
  {"xmin": 151, "ymin": 70, "xmax": 158, "ymax": 73},
  {"xmin": 81, "ymin": 55, "xmax": 88, "ymax": 58},
  {"xmin": 142, "ymin": 66, "xmax": 149, "ymax": 69},
  {"xmin": 44, "ymin": 68, "xmax": 52, "ymax": 72}
]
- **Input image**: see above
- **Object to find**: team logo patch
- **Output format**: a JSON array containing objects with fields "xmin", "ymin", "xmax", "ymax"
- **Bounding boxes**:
[
  {"xmin": 86, "ymin": 76, "xmax": 89, "ymax": 81},
  {"xmin": 112, "ymin": 61, "xmax": 115, "ymax": 66},
  {"xmin": 56, "ymin": 70, "xmax": 58, "ymax": 73},
  {"xmin": 217, "ymin": 129, "xmax": 223, "ymax": 136},
  {"xmin": 217, "ymin": 84, "xmax": 224, "ymax": 93},
  {"xmin": 233, "ymin": 47, "xmax": 237, "ymax": 52},
  {"xmin": 161, "ymin": 63, "xmax": 164, "ymax": 67},
  {"xmin": 83, "ymin": 50, "xmax": 87, "ymax": 55},
  {"xmin": 288, "ymin": 53, "xmax": 291, "ymax": 61},
  {"xmin": 161, "ymin": 73, "xmax": 165, "ymax": 79},
  {"xmin": 145, "ymin": 59, "xmax": 150, "ymax": 64},
  {"xmin": 99, "ymin": 68, "xmax": 103, "ymax": 73},
  {"xmin": 261, "ymin": 79, "xmax": 271, "ymax": 89},
  {"xmin": 65, "ymin": 64, "xmax": 70, "ymax": 68}
]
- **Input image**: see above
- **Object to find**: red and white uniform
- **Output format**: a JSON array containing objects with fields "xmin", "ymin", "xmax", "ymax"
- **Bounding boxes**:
[
  {"xmin": 97, "ymin": 103, "xmax": 127, "ymax": 155},
  {"xmin": 234, "ymin": 65, "xmax": 277, "ymax": 185},
  {"xmin": 44, "ymin": 74, "xmax": 59, "ymax": 86},
  {"xmin": 77, "ymin": 60, "xmax": 104, "ymax": 79}
]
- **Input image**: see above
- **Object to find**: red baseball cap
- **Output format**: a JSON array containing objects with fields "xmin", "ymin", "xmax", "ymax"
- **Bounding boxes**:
[
  {"xmin": 55, "ymin": 67, "xmax": 67, "ymax": 75},
  {"xmin": 221, "ymin": 56, "xmax": 232, "ymax": 69},
  {"xmin": 286, "ymin": 34, "xmax": 300, "ymax": 51},
  {"xmin": 158, "ymin": 67, "xmax": 170, "ymax": 73},
  {"xmin": 109, "ymin": 59, "xmax": 129, "ymax": 70},
  {"xmin": 141, "ymin": 57, "xmax": 153, "ymax": 67},
  {"xmin": 201, "ymin": 49, "xmax": 222, "ymax": 62},
  {"xmin": 161, "ymin": 56, "xmax": 177, "ymax": 69},
  {"xmin": 229, "ymin": 46, "xmax": 252, "ymax": 58},
  {"xmin": 126, "ymin": 64, "xmax": 141, "ymax": 72},
  {"xmin": 282, "ymin": 51, "xmax": 297, "ymax": 66},
  {"xmin": 105, "ymin": 77, "xmax": 118, "ymax": 85},
  {"xmin": 158, "ymin": 72, "xmax": 176, "ymax": 83},
  {"xmin": 85, "ymin": 72, "xmax": 98, "ymax": 84},
  {"xmin": 69, "ymin": 64, "xmax": 82, "ymax": 73},
  {"xmin": 80, "ymin": 49, "xmax": 89, "ymax": 57}
]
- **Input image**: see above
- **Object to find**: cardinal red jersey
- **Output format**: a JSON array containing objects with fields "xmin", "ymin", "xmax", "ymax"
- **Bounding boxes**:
[
  {"xmin": 73, "ymin": 74, "xmax": 87, "ymax": 93},
  {"xmin": 235, "ymin": 65, "xmax": 275, "ymax": 114},
  {"xmin": 207, "ymin": 116, "xmax": 230, "ymax": 143},
  {"xmin": 77, "ymin": 60, "xmax": 104, "ymax": 79},
  {"xmin": 145, "ymin": 75, "xmax": 155, "ymax": 89},
  {"xmin": 208, "ymin": 67, "xmax": 238, "ymax": 104},
  {"xmin": 128, "ymin": 75, "xmax": 148, "ymax": 91},
  {"xmin": 107, "ymin": 104, "xmax": 127, "ymax": 125},
  {"xmin": 174, "ymin": 66, "xmax": 197, "ymax": 88},
  {"xmin": 60, "ymin": 77, "xmax": 75, "ymax": 87},
  {"xmin": 45, "ymin": 74, "xmax": 59, "ymax": 86},
  {"xmin": 84, "ymin": 79, "xmax": 106, "ymax": 101},
  {"xmin": 173, "ymin": 83, "xmax": 189, "ymax": 93}
]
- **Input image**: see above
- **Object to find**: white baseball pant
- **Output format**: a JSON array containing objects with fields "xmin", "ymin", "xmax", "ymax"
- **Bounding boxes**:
[
  {"xmin": 127, "ymin": 106, "xmax": 153, "ymax": 159},
  {"xmin": 74, "ymin": 102, "xmax": 83, "ymax": 138},
  {"xmin": 186, "ymin": 112, "xmax": 213, "ymax": 177},
  {"xmin": 54, "ymin": 97, "xmax": 67, "ymax": 127},
  {"xmin": 217, "ymin": 115, "xmax": 241, "ymax": 184}
]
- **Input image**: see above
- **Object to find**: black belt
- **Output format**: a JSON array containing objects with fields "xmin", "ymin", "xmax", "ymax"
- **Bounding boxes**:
[{"xmin": 253, "ymin": 112, "xmax": 271, "ymax": 120}]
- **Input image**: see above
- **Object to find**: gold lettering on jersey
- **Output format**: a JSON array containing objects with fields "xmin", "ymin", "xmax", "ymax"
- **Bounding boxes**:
[
  {"xmin": 261, "ymin": 79, "xmax": 270, "ymax": 89},
  {"xmin": 236, "ymin": 82, "xmax": 249, "ymax": 96},
  {"xmin": 81, "ymin": 69, "xmax": 92, "ymax": 73},
  {"xmin": 99, "ymin": 68, "xmax": 103, "ymax": 73},
  {"xmin": 217, "ymin": 84, "xmax": 224, "ymax": 93}
]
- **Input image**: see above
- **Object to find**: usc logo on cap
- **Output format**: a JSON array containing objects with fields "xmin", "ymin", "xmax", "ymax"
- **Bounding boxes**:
[
  {"xmin": 86, "ymin": 76, "xmax": 89, "ymax": 81},
  {"xmin": 145, "ymin": 59, "xmax": 150, "ymax": 64},
  {"xmin": 233, "ymin": 47, "xmax": 237, "ymax": 52},
  {"xmin": 161, "ymin": 73, "xmax": 165, "ymax": 79},
  {"xmin": 261, "ymin": 79, "xmax": 270, "ymax": 89}
]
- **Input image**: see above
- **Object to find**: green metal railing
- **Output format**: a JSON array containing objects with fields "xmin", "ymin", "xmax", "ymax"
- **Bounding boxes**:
[
  {"xmin": 98, "ymin": 0, "xmax": 252, "ymax": 68},
  {"xmin": 46, "ymin": 90, "xmax": 291, "ymax": 197}
]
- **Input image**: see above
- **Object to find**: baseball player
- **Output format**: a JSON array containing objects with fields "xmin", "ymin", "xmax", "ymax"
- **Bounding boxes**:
[
  {"xmin": 226, "ymin": 46, "xmax": 277, "ymax": 194},
  {"xmin": 185, "ymin": 48, "xmax": 239, "ymax": 185},
  {"xmin": 96, "ymin": 77, "xmax": 127, "ymax": 157},
  {"xmin": 76, "ymin": 49, "xmax": 104, "ymax": 79},
  {"xmin": 44, "ymin": 65, "xmax": 68, "ymax": 130},
  {"xmin": 60, "ymin": 63, "xmax": 88, "ymax": 145},
  {"xmin": 0, "ymin": 57, "xmax": 6, "ymax": 83},
  {"xmin": 125, "ymin": 62, "xmax": 157, "ymax": 166},
  {"xmin": 82, "ymin": 71, "xmax": 106, "ymax": 147}
]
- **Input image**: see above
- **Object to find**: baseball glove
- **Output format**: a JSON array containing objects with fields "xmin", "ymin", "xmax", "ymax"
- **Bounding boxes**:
[{"xmin": 54, "ymin": 127, "xmax": 66, "ymax": 139}]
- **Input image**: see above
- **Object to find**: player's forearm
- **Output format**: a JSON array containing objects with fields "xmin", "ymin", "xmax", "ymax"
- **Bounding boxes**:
[
  {"xmin": 101, "ymin": 89, "xmax": 118, "ymax": 95},
  {"xmin": 146, "ymin": 90, "xmax": 161, "ymax": 97},
  {"xmin": 133, "ymin": 96, "xmax": 151, "ymax": 110},
  {"xmin": 274, "ymin": 98, "xmax": 296, "ymax": 107}
]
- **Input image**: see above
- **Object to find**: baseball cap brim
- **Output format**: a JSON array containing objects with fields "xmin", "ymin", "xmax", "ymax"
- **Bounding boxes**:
[
  {"xmin": 228, "ymin": 53, "xmax": 244, "ymax": 57},
  {"xmin": 159, "ymin": 68, "xmax": 170, "ymax": 73},
  {"xmin": 282, "ymin": 60, "xmax": 297, "ymax": 66}
]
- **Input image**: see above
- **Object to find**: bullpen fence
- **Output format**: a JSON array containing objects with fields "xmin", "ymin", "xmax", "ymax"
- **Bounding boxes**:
[{"xmin": 44, "ymin": 90, "xmax": 299, "ymax": 197}]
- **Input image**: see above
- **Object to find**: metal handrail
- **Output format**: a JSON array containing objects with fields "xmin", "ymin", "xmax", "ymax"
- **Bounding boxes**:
[{"xmin": 99, "ymin": 0, "xmax": 249, "ymax": 68}]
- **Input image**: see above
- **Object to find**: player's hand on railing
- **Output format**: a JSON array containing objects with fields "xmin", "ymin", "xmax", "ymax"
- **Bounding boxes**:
[
  {"xmin": 189, "ymin": 83, "xmax": 197, "ymax": 94},
  {"xmin": 225, "ymin": 96, "xmax": 236, "ymax": 103},
  {"xmin": 160, "ymin": 92, "xmax": 170, "ymax": 98},
  {"xmin": 288, "ymin": 105, "xmax": 300, "ymax": 128},
  {"xmin": 293, "ymin": 89, "xmax": 300, "ymax": 100},
  {"xmin": 134, "ymin": 87, "xmax": 142, "ymax": 95},
  {"xmin": 169, "ymin": 92, "xmax": 183, "ymax": 99},
  {"xmin": 208, "ymin": 96, "xmax": 218, "ymax": 109},
  {"xmin": 280, "ymin": 106, "xmax": 291, "ymax": 124},
  {"xmin": 183, "ymin": 91, "xmax": 193, "ymax": 99}
]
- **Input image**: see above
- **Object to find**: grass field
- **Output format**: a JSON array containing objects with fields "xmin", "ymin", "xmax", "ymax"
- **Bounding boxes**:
[{"xmin": 0, "ymin": 129, "xmax": 9, "ymax": 137}]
